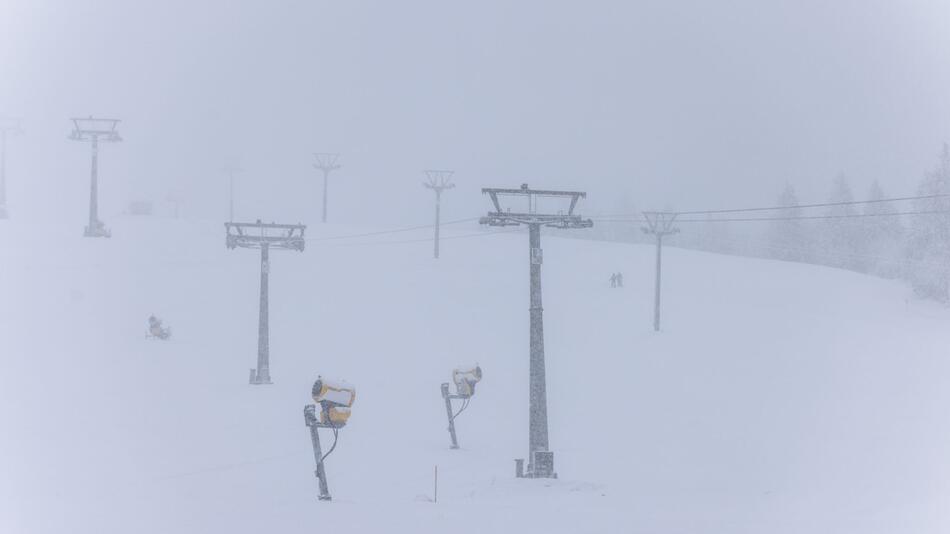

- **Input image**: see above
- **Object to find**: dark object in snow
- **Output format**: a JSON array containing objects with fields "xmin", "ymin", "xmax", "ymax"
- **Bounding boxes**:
[
  {"xmin": 305, "ymin": 376, "xmax": 356, "ymax": 501},
  {"xmin": 441, "ymin": 365, "xmax": 483, "ymax": 449},
  {"xmin": 147, "ymin": 314, "xmax": 171, "ymax": 340}
]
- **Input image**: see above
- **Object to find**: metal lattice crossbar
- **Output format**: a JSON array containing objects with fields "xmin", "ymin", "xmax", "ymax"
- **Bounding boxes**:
[
  {"xmin": 480, "ymin": 184, "xmax": 593, "ymax": 229},
  {"xmin": 225, "ymin": 221, "xmax": 307, "ymax": 251}
]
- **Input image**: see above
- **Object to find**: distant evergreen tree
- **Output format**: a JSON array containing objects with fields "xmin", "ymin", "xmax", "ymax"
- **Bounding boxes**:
[
  {"xmin": 768, "ymin": 183, "xmax": 808, "ymax": 262},
  {"xmin": 861, "ymin": 180, "xmax": 903, "ymax": 277},
  {"xmin": 820, "ymin": 174, "xmax": 864, "ymax": 271},
  {"xmin": 906, "ymin": 144, "xmax": 950, "ymax": 301}
]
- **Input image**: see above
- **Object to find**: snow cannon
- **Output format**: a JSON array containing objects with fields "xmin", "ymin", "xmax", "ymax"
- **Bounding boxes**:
[
  {"xmin": 311, "ymin": 377, "xmax": 355, "ymax": 427},
  {"xmin": 441, "ymin": 365, "xmax": 483, "ymax": 449},
  {"xmin": 452, "ymin": 365, "xmax": 482, "ymax": 398},
  {"xmin": 304, "ymin": 377, "xmax": 355, "ymax": 502}
]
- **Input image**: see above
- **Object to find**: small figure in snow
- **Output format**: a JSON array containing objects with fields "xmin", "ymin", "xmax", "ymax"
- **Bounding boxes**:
[
  {"xmin": 609, "ymin": 272, "xmax": 618, "ymax": 288},
  {"xmin": 147, "ymin": 314, "xmax": 172, "ymax": 340},
  {"xmin": 615, "ymin": 272, "xmax": 623, "ymax": 288}
]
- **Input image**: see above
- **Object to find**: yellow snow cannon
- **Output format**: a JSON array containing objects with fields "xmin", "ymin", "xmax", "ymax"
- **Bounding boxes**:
[
  {"xmin": 311, "ymin": 377, "xmax": 355, "ymax": 427},
  {"xmin": 452, "ymin": 365, "xmax": 482, "ymax": 398}
]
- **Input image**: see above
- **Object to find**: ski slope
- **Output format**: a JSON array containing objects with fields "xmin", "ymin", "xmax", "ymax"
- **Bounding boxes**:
[{"xmin": 4, "ymin": 216, "xmax": 950, "ymax": 534}]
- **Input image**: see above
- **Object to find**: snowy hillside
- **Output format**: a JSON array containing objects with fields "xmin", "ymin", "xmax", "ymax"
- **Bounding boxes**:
[{"xmin": 4, "ymin": 216, "xmax": 950, "ymax": 534}]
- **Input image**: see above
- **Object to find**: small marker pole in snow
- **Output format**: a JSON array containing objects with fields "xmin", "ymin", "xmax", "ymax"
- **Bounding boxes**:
[
  {"xmin": 434, "ymin": 465, "xmax": 438, "ymax": 503},
  {"xmin": 313, "ymin": 153, "xmax": 341, "ymax": 224},
  {"xmin": 423, "ymin": 170, "xmax": 455, "ymax": 259},
  {"xmin": 642, "ymin": 212, "xmax": 679, "ymax": 332},
  {"xmin": 480, "ymin": 184, "xmax": 592, "ymax": 478}
]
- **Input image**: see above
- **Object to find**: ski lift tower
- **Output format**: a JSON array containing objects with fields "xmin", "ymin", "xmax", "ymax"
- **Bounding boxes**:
[
  {"xmin": 226, "ymin": 220, "xmax": 306, "ymax": 385},
  {"xmin": 313, "ymin": 153, "xmax": 341, "ymax": 223},
  {"xmin": 480, "ymin": 184, "xmax": 593, "ymax": 478},
  {"xmin": 0, "ymin": 116, "xmax": 24, "ymax": 219},
  {"xmin": 69, "ymin": 116, "xmax": 122, "ymax": 237}
]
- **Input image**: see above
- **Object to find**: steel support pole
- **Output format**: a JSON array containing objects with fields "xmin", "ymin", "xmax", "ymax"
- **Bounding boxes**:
[
  {"xmin": 88, "ymin": 136, "xmax": 99, "ymax": 233},
  {"xmin": 254, "ymin": 243, "xmax": 271, "ymax": 384},
  {"xmin": 442, "ymin": 384, "xmax": 459, "ymax": 449},
  {"xmin": 527, "ymin": 223, "xmax": 551, "ymax": 477},
  {"xmin": 653, "ymin": 233, "xmax": 663, "ymax": 332},
  {"xmin": 308, "ymin": 424, "xmax": 332, "ymax": 500},
  {"xmin": 434, "ymin": 190, "xmax": 442, "ymax": 259},
  {"xmin": 321, "ymin": 169, "xmax": 329, "ymax": 224}
]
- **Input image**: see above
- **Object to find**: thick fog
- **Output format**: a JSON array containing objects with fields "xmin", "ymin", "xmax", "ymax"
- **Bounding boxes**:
[
  {"xmin": 7, "ymin": 2, "xmax": 950, "ymax": 534},
  {"xmin": 3, "ymin": 0, "xmax": 949, "ymax": 224}
]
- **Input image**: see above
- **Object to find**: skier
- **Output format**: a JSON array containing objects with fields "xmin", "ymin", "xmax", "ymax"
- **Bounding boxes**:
[
  {"xmin": 616, "ymin": 272, "xmax": 624, "ymax": 288},
  {"xmin": 147, "ymin": 315, "xmax": 171, "ymax": 340},
  {"xmin": 609, "ymin": 272, "xmax": 618, "ymax": 288}
]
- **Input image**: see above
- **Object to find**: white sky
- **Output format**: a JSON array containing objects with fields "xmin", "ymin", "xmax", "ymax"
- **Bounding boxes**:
[{"xmin": 2, "ymin": 0, "xmax": 950, "ymax": 225}]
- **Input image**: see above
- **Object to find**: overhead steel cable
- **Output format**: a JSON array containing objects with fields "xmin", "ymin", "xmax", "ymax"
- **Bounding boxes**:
[
  {"xmin": 589, "ymin": 193, "xmax": 950, "ymax": 221},
  {"xmin": 315, "ymin": 227, "xmax": 522, "ymax": 247},
  {"xmin": 591, "ymin": 209, "xmax": 950, "ymax": 224},
  {"xmin": 306, "ymin": 216, "xmax": 480, "ymax": 242},
  {"xmin": 672, "ymin": 193, "xmax": 950, "ymax": 216},
  {"xmin": 671, "ymin": 209, "xmax": 950, "ymax": 223}
]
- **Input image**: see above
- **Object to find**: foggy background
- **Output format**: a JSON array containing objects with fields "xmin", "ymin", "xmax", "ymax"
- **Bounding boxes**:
[{"xmin": 2, "ymin": 0, "xmax": 950, "ymax": 225}]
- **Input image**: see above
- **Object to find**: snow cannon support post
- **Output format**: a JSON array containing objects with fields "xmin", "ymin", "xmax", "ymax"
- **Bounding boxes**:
[
  {"xmin": 304, "ymin": 377, "xmax": 355, "ymax": 501},
  {"xmin": 441, "ymin": 365, "xmax": 482, "ymax": 449}
]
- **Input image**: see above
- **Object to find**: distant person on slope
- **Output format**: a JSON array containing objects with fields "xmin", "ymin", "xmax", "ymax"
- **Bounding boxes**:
[
  {"xmin": 609, "ymin": 273, "xmax": 618, "ymax": 288},
  {"xmin": 616, "ymin": 272, "xmax": 623, "ymax": 288}
]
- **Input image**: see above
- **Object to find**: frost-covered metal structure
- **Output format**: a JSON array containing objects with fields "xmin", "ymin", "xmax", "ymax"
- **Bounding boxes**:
[
  {"xmin": 304, "ymin": 377, "xmax": 355, "ymax": 501},
  {"xmin": 225, "ymin": 220, "xmax": 306, "ymax": 384},
  {"xmin": 69, "ymin": 116, "xmax": 122, "ymax": 237},
  {"xmin": 0, "ymin": 116, "xmax": 23, "ymax": 219},
  {"xmin": 480, "ymin": 184, "xmax": 592, "ymax": 478},
  {"xmin": 441, "ymin": 365, "xmax": 482, "ymax": 449},
  {"xmin": 313, "ymin": 153, "xmax": 341, "ymax": 224},
  {"xmin": 642, "ymin": 212, "xmax": 679, "ymax": 332},
  {"xmin": 423, "ymin": 170, "xmax": 455, "ymax": 259}
]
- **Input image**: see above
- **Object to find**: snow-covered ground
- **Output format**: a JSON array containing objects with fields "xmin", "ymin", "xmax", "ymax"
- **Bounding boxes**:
[{"xmin": 4, "ymin": 216, "xmax": 950, "ymax": 533}]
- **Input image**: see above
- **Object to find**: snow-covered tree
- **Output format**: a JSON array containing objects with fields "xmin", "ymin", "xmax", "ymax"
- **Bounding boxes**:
[
  {"xmin": 768, "ymin": 183, "xmax": 809, "ymax": 262},
  {"xmin": 819, "ymin": 174, "xmax": 864, "ymax": 271},
  {"xmin": 906, "ymin": 144, "xmax": 950, "ymax": 301},
  {"xmin": 861, "ymin": 180, "xmax": 903, "ymax": 278}
]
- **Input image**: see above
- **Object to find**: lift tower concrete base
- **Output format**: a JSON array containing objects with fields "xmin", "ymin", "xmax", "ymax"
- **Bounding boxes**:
[{"xmin": 480, "ymin": 184, "xmax": 592, "ymax": 479}]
